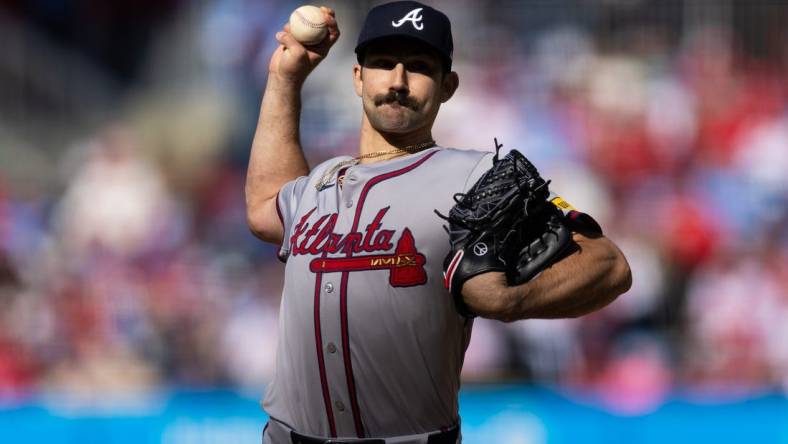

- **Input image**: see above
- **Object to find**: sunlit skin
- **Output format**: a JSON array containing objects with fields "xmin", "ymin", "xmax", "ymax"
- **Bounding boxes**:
[{"xmin": 352, "ymin": 38, "xmax": 459, "ymax": 151}]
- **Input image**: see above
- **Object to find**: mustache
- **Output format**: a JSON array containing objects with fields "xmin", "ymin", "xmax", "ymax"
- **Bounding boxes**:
[{"xmin": 374, "ymin": 91, "xmax": 418, "ymax": 110}]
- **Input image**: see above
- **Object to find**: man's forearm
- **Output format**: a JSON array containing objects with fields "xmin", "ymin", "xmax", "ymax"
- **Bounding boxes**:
[
  {"xmin": 464, "ymin": 233, "xmax": 632, "ymax": 322},
  {"xmin": 245, "ymin": 11, "xmax": 339, "ymax": 242},
  {"xmin": 503, "ymin": 234, "xmax": 630, "ymax": 320},
  {"xmin": 246, "ymin": 77, "xmax": 310, "ymax": 208},
  {"xmin": 245, "ymin": 76, "xmax": 311, "ymax": 243}
]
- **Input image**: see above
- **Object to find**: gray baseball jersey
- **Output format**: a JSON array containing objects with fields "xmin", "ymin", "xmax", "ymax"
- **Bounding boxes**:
[{"xmin": 263, "ymin": 146, "xmax": 494, "ymax": 439}]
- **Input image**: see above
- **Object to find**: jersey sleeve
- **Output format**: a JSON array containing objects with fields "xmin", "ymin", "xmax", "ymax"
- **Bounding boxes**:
[
  {"xmin": 461, "ymin": 152, "xmax": 495, "ymax": 193},
  {"xmin": 275, "ymin": 175, "xmax": 310, "ymax": 261}
]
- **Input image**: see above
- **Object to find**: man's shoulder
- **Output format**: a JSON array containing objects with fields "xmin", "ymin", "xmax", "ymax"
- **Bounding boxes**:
[
  {"xmin": 436, "ymin": 146, "xmax": 492, "ymax": 157},
  {"xmin": 279, "ymin": 155, "xmax": 354, "ymax": 197},
  {"xmin": 299, "ymin": 154, "xmax": 355, "ymax": 182},
  {"xmin": 434, "ymin": 147, "xmax": 493, "ymax": 165},
  {"xmin": 312, "ymin": 155, "xmax": 355, "ymax": 173},
  {"xmin": 433, "ymin": 147, "xmax": 501, "ymax": 190}
]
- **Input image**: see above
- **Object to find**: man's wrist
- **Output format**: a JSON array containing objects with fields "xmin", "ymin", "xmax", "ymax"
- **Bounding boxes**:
[
  {"xmin": 500, "ymin": 280, "xmax": 533, "ymax": 321},
  {"xmin": 266, "ymin": 73, "xmax": 306, "ymax": 94}
]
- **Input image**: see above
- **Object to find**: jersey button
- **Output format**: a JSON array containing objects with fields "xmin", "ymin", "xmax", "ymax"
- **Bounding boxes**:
[
  {"xmin": 346, "ymin": 199, "xmax": 353, "ymax": 208},
  {"xmin": 335, "ymin": 400, "xmax": 346, "ymax": 412},
  {"xmin": 326, "ymin": 343, "xmax": 337, "ymax": 354},
  {"xmin": 324, "ymin": 282, "xmax": 334, "ymax": 293}
]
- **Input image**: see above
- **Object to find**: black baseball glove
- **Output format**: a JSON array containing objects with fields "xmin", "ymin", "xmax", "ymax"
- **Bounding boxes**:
[{"xmin": 436, "ymin": 140, "xmax": 572, "ymax": 317}]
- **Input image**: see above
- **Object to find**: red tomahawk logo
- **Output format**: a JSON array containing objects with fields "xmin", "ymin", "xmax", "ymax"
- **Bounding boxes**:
[{"xmin": 310, "ymin": 228, "xmax": 427, "ymax": 287}]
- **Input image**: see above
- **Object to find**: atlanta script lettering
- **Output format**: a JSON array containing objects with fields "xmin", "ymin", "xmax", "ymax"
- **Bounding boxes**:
[
  {"xmin": 291, "ymin": 206, "xmax": 427, "ymax": 287},
  {"xmin": 291, "ymin": 207, "xmax": 395, "ymax": 257}
]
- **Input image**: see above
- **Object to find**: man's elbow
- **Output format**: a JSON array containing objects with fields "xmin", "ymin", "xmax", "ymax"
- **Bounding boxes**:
[
  {"xmin": 572, "ymin": 246, "xmax": 633, "ymax": 317},
  {"xmin": 613, "ymin": 249, "xmax": 632, "ymax": 296},
  {"xmin": 246, "ymin": 211, "xmax": 269, "ymax": 241},
  {"xmin": 246, "ymin": 204, "xmax": 283, "ymax": 244},
  {"xmin": 616, "ymin": 259, "xmax": 633, "ymax": 296},
  {"xmin": 603, "ymin": 249, "xmax": 633, "ymax": 305}
]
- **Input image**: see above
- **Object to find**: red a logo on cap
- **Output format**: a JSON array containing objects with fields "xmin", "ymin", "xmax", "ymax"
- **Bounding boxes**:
[{"xmin": 392, "ymin": 8, "xmax": 424, "ymax": 30}]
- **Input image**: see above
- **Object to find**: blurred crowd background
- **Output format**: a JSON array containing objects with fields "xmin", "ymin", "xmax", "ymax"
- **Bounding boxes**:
[{"xmin": 0, "ymin": 0, "xmax": 786, "ymax": 416}]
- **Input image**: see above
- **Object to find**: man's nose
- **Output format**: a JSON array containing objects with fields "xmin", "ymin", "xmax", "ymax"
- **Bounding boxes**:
[{"xmin": 389, "ymin": 63, "xmax": 408, "ymax": 93}]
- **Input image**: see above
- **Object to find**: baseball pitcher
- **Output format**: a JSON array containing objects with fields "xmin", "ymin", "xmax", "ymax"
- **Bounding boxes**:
[{"xmin": 245, "ymin": 2, "xmax": 632, "ymax": 443}]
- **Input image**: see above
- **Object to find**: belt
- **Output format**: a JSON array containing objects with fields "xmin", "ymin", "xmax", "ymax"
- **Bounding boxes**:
[{"xmin": 289, "ymin": 425, "xmax": 459, "ymax": 444}]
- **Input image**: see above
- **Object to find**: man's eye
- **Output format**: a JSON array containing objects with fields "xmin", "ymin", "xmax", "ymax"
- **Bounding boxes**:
[
  {"xmin": 371, "ymin": 59, "xmax": 396, "ymax": 70},
  {"xmin": 407, "ymin": 61, "xmax": 431, "ymax": 73}
]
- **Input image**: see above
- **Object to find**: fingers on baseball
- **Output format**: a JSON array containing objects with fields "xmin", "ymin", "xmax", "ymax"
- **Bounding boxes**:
[
  {"xmin": 276, "ymin": 30, "xmax": 306, "ymax": 55},
  {"xmin": 302, "ymin": 27, "xmax": 338, "ymax": 62},
  {"xmin": 320, "ymin": 7, "xmax": 340, "ymax": 45}
]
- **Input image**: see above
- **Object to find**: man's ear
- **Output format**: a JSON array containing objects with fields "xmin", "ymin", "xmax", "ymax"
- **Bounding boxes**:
[
  {"xmin": 353, "ymin": 64, "xmax": 363, "ymax": 98},
  {"xmin": 440, "ymin": 71, "xmax": 459, "ymax": 103}
]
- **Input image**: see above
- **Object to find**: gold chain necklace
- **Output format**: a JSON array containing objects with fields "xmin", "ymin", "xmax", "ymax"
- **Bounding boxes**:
[
  {"xmin": 315, "ymin": 140, "xmax": 436, "ymax": 190},
  {"xmin": 356, "ymin": 140, "xmax": 437, "ymax": 160}
]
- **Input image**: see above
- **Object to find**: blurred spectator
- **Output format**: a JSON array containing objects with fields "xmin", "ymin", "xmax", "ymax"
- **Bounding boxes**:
[
  {"xmin": 683, "ymin": 245, "xmax": 787, "ymax": 392},
  {"xmin": 53, "ymin": 126, "xmax": 184, "ymax": 261}
]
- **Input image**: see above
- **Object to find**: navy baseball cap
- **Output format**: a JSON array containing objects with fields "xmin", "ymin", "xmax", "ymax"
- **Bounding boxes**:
[{"xmin": 355, "ymin": 1, "xmax": 454, "ymax": 71}]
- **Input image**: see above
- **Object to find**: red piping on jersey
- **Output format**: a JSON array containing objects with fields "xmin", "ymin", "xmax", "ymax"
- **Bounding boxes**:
[
  {"xmin": 274, "ymin": 191, "xmax": 288, "ymax": 263},
  {"xmin": 340, "ymin": 150, "xmax": 438, "ymax": 437},
  {"xmin": 275, "ymin": 191, "xmax": 285, "ymax": 227},
  {"xmin": 444, "ymin": 250, "xmax": 464, "ymax": 290},
  {"xmin": 338, "ymin": 272, "xmax": 358, "ymax": 435},
  {"xmin": 313, "ymin": 257, "xmax": 337, "ymax": 437}
]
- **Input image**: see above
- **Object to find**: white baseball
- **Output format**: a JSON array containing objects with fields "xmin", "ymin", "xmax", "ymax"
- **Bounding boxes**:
[{"xmin": 289, "ymin": 5, "xmax": 328, "ymax": 46}]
